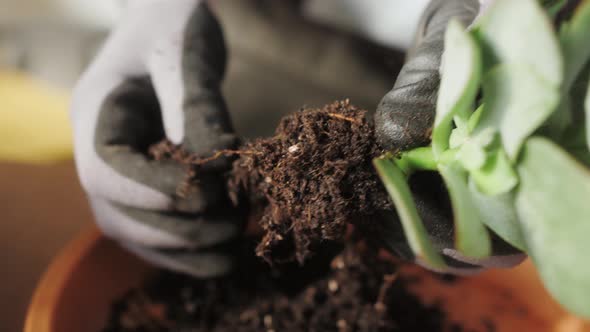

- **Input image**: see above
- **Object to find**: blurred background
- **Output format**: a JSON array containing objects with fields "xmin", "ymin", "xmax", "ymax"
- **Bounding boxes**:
[{"xmin": 0, "ymin": 0, "xmax": 419, "ymax": 330}]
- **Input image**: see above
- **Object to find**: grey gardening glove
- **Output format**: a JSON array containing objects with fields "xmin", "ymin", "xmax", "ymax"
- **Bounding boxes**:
[
  {"xmin": 71, "ymin": 0, "xmax": 240, "ymax": 278},
  {"xmin": 374, "ymin": 0, "xmax": 526, "ymax": 275}
]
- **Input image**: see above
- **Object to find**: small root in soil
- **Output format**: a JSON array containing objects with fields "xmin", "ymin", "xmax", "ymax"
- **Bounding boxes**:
[{"xmin": 149, "ymin": 141, "xmax": 259, "ymax": 198}]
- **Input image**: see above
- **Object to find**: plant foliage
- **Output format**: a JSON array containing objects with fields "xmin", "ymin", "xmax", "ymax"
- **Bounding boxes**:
[{"xmin": 375, "ymin": 0, "xmax": 590, "ymax": 317}]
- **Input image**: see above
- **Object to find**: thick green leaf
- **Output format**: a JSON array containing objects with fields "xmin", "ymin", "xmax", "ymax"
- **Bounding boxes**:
[
  {"xmin": 432, "ymin": 19, "xmax": 481, "ymax": 158},
  {"xmin": 516, "ymin": 137, "xmax": 590, "ymax": 318},
  {"xmin": 477, "ymin": 64, "xmax": 560, "ymax": 160},
  {"xmin": 373, "ymin": 156, "xmax": 447, "ymax": 269},
  {"xmin": 560, "ymin": 0, "xmax": 590, "ymax": 89},
  {"xmin": 470, "ymin": 146, "xmax": 519, "ymax": 196},
  {"xmin": 475, "ymin": 0, "xmax": 565, "ymax": 136},
  {"xmin": 474, "ymin": 0, "xmax": 563, "ymax": 85},
  {"xmin": 438, "ymin": 164, "xmax": 492, "ymax": 258},
  {"xmin": 468, "ymin": 180, "xmax": 526, "ymax": 251}
]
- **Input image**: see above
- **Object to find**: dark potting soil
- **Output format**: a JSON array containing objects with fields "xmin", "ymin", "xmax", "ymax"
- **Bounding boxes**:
[
  {"xmin": 229, "ymin": 100, "xmax": 391, "ymax": 264},
  {"xmin": 112, "ymin": 101, "xmax": 456, "ymax": 331},
  {"xmin": 151, "ymin": 100, "xmax": 392, "ymax": 264},
  {"xmin": 103, "ymin": 244, "xmax": 452, "ymax": 332}
]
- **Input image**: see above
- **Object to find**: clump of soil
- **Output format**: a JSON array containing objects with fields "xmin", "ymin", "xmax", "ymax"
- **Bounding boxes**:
[
  {"xmin": 230, "ymin": 100, "xmax": 391, "ymax": 263},
  {"xmin": 152, "ymin": 100, "xmax": 392, "ymax": 264},
  {"xmin": 103, "ymin": 244, "xmax": 451, "ymax": 332}
]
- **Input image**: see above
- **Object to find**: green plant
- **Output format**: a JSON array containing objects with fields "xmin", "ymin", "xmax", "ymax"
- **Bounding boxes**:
[{"xmin": 374, "ymin": 0, "xmax": 590, "ymax": 317}]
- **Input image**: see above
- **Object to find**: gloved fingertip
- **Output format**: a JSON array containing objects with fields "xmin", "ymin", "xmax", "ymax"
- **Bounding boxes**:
[
  {"xmin": 374, "ymin": 99, "xmax": 408, "ymax": 151},
  {"xmin": 374, "ymin": 96, "xmax": 434, "ymax": 152}
]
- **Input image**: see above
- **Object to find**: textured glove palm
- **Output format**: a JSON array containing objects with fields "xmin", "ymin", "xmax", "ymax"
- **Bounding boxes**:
[{"xmin": 71, "ymin": 0, "xmax": 240, "ymax": 277}]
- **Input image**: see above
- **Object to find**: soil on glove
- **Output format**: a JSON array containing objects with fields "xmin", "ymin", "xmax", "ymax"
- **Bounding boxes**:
[
  {"xmin": 103, "ymin": 244, "xmax": 452, "ymax": 332},
  {"xmin": 151, "ymin": 100, "xmax": 392, "ymax": 264}
]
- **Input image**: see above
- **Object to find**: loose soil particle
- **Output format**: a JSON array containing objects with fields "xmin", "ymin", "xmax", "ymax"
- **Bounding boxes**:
[{"xmin": 103, "ymin": 244, "xmax": 452, "ymax": 332}]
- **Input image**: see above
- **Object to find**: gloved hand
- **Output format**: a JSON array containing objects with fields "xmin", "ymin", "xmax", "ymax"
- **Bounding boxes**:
[
  {"xmin": 71, "ymin": 0, "xmax": 241, "ymax": 278},
  {"xmin": 374, "ymin": 0, "xmax": 526, "ymax": 274}
]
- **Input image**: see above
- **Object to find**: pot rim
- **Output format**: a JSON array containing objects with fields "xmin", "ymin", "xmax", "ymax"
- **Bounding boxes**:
[{"xmin": 24, "ymin": 227, "xmax": 102, "ymax": 332}]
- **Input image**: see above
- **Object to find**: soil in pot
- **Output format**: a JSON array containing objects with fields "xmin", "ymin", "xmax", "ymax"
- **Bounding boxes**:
[
  {"xmin": 103, "ymin": 101, "xmax": 457, "ymax": 331},
  {"xmin": 102, "ymin": 242, "xmax": 454, "ymax": 332}
]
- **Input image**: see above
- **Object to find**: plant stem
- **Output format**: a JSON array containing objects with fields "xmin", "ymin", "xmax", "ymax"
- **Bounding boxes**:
[{"xmin": 393, "ymin": 147, "xmax": 438, "ymax": 176}]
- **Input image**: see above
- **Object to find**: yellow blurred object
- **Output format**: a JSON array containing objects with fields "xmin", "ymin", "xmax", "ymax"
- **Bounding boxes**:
[{"xmin": 0, "ymin": 69, "xmax": 73, "ymax": 164}]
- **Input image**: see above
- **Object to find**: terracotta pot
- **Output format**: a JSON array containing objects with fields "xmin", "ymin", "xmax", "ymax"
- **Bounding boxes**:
[
  {"xmin": 26, "ymin": 227, "xmax": 590, "ymax": 332},
  {"xmin": 25, "ymin": 227, "xmax": 152, "ymax": 332}
]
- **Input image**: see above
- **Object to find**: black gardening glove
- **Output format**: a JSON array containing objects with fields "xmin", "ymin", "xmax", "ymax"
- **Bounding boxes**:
[
  {"xmin": 374, "ymin": 0, "xmax": 526, "ymax": 274},
  {"xmin": 71, "ymin": 0, "xmax": 240, "ymax": 277}
]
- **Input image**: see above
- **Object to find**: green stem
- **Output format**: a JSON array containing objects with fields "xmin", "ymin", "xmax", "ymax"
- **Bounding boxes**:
[{"xmin": 394, "ymin": 147, "xmax": 438, "ymax": 175}]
